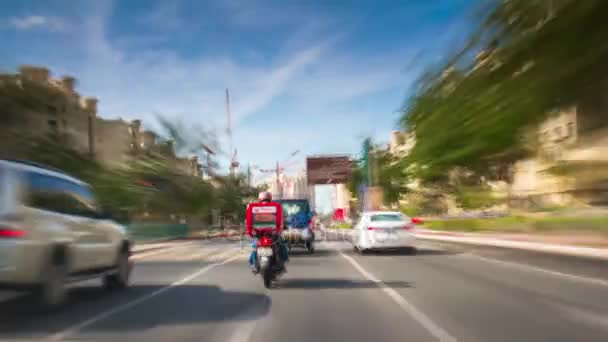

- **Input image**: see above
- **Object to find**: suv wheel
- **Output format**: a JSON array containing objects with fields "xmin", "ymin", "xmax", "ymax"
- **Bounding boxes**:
[
  {"xmin": 104, "ymin": 250, "xmax": 131, "ymax": 290},
  {"xmin": 36, "ymin": 258, "xmax": 68, "ymax": 310}
]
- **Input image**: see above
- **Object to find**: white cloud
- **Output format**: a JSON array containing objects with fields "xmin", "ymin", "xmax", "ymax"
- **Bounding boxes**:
[
  {"xmin": 28, "ymin": 2, "xmax": 409, "ymax": 172},
  {"xmin": 6, "ymin": 15, "xmax": 70, "ymax": 32},
  {"xmin": 73, "ymin": 8, "xmax": 333, "ymax": 126},
  {"xmin": 138, "ymin": 1, "xmax": 183, "ymax": 30}
]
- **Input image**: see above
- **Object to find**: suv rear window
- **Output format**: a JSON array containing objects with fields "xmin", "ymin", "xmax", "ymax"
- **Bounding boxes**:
[{"xmin": 370, "ymin": 214, "xmax": 404, "ymax": 222}]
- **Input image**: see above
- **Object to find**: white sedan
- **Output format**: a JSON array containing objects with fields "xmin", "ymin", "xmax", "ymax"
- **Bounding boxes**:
[{"xmin": 351, "ymin": 211, "xmax": 418, "ymax": 254}]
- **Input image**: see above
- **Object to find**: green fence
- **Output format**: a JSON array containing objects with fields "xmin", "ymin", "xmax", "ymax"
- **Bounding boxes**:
[{"xmin": 127, "ymin": 223, "xmax": 189, "ymax": 241}]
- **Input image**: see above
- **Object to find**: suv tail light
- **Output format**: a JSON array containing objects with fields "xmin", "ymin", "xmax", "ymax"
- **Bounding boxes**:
[
  {"xmin": 0, "ymin": 227, "xmax": 25, "ymax": 238},
  {"xmin": 367, "ymin": 227, "xmax": 378, "ymax": 231},
  {"xmin": 401, "ymin": 225, "xmax": 413, "ymax": 230}
]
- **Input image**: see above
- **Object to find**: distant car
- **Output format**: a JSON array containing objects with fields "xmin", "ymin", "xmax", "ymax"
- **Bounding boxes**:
[
  {"xmin": 0, "ymin": 160, "xmax": 132, "ymax": 309},
  {"xmin": 351, "ymin": 211, "xmax": 417, "ymax": 254},
  {"xmin": 277, "ymin": 199, "xmax": 315, "ymax": 253}
]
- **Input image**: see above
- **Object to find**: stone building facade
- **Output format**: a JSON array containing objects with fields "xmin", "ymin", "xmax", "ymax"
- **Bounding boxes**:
[{"xmin": 1, "ymin": 65, "xmax": 204, "ymax": 177}]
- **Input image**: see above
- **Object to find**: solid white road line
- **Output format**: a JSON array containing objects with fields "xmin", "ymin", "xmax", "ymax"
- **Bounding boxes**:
[
  {"xmin": 182, "ymin": 247, "xmax": 223, "ymax": 261},
  {"xmin": 46, "ymin": 254, "xmax": 242, "ymax": 341},
  {"xmin": 340, "ymin": 252, "xmax": 457, "ymax": 342},
  {"xmin": 209, "ymin": 248, "xmax": 241, "ymax": 262},
  {"xmin": 463, "ymin": 253, "xmax": 608, "ymax": 288}
]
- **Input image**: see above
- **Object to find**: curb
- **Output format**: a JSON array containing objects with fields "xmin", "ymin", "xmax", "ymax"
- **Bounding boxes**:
[{"xmin": 414, "ymin": 231, "xmax": 608, "ymax": 261}]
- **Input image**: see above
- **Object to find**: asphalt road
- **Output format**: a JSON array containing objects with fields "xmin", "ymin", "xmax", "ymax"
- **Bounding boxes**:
[{"xmin": 1, "ymin": 237, "xmax": 607, "ymax": 342}]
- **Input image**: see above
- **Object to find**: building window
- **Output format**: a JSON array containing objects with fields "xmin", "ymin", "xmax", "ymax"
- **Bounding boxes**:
[
  {"xmin": 47, "ymin": 105, "xmax": 58, "ymax": 116},
  {"xmin": 567, "ymin": 122, "xmax": 575, "ymax": 137},
  {"xmin": 541, "ymin": 131, "xmax": 549, "ymax": 142},
  {"xmin": 554, "ymin": 126, "xmax": 562, "ymax": 139}
]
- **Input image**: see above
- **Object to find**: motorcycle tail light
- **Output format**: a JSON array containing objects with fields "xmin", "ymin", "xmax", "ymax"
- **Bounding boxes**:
[{"xmin": 258, "ymin": 236, "xmax": 273, "ymax": 246}]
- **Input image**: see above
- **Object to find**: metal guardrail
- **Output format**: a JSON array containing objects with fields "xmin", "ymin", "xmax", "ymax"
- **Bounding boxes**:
[{"xmin": 127, "ymin": 223, "xmax": 189, "ymax": 241}]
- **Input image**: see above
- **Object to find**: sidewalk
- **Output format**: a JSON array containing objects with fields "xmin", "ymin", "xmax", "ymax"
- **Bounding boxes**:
[
  {"xmin": 415, "ymin": 228, "xmax": 608, "ymax": 260},
  {"xmin": 131, "ymin": 229, "xmax": 243, "ymax": 254}
]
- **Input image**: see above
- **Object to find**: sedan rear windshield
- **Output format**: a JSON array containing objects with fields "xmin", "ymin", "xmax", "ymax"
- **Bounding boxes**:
[{"xmin": 370, "ymin": 214, "xmax": 404, "ymax": 222}]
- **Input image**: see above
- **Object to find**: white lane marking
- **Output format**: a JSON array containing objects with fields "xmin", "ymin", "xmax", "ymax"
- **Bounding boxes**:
[
  {"xmin": 130, "ymin": 241, "xmax": 197, "ymax": 260},
  {"xmin": 209, "ymin": 248, "xmax": 240, "ymax": 262},
  {"xmin": 183, "ymin": 247, "xmax": 223, "ymax": 261},
  {"xmin": 47, "ymin": 254, "xmax": 242, "ymax": 341},
  {"xmin": 550, "ymin": 301, "xmax": 608, "ymax": 331},
  {"xmin": 340, "ymin": 252, "xmax": 457, "ymax": 342},
  {"xmin": 463, "ymin": 254, "xmax": 608, "ymax": 288}
]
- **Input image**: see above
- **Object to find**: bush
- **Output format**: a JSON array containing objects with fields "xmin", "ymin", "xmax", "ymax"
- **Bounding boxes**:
[
  {"xmin": 332, "ymin": 222, "xmax": 352, "ymax": 229},
  {"xmin": 425, "ymin": 216, "xmax": 608, "ymax": 234},
  {"xmin": 455, "ymin": 186, "xmax": 503, "ymax": 210}
]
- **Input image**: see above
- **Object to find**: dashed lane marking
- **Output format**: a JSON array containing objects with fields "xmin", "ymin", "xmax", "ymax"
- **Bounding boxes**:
[{"xmin": 46, "ymin": 254, "xmax": 242, "ymax": 341}]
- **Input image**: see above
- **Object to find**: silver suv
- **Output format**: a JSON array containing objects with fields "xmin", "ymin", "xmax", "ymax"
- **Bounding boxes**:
[{"xmin": 0, "ymin": 160, "xmax": 132, "ymax": 309}]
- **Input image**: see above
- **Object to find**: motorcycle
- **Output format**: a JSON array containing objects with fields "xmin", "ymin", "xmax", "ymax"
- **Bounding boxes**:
[{"xmin": 255, "ymin": 233, "xmax": 285, "ymax": 288}]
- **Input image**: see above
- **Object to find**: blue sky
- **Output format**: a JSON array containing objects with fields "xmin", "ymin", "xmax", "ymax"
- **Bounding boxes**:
[{"xmin": 1, "ymin": 0, "xmax": 475, "ymax": 211}]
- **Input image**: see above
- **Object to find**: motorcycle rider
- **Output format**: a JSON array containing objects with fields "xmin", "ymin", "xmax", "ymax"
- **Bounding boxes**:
[{"xmin": 247, "ymin": 191, "xmax": 289, "ymax": 274}]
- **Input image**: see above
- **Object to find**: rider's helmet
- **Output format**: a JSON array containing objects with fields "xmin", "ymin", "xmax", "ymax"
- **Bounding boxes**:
[{"xmin": 258, "ymin": 191, "xmax": 272, "ymax": 202}]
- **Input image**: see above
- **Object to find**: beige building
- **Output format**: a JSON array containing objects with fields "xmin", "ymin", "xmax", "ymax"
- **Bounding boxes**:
[
  {"xmin": 94, "ymin": 118, "xmax": 140, "ymax": 168},
  {"xmin": 389, "ymin": 130, "xmax": 415, "ymax": 156},
  {"xmin": 511, "ymin": 102, "xmax": 608, "ymax": 207},
  {"xmin": 1, "ymin": 65, "xmax": 204, "ymax": 178},
  {"xmin": 1, "ymin": 65, "xmax": 97, "ymax": 156}
]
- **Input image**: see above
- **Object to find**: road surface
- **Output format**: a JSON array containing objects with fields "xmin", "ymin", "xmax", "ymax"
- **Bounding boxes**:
[{"xmin": 1, "ymin": 237, "xmax": 607, "ymax": 341}]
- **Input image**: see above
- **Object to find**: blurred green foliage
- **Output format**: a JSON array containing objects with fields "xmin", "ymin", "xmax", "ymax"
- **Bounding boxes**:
[
  {"xmin": 1, "ymin": 71, "xmax": 255, "ymax": 222},
  {"xmin": 426, "ymin": 216, "xmax": 608, "ymax": 235},
  {"xmin": 402, "ymin": 0, "xmax": 608, "ymax": 182},
  {"xmin": 455, "ymin": 186, "xmax": 503, "ymax": 210}
]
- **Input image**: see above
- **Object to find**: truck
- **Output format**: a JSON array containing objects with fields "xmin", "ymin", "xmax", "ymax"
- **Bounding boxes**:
[{"xmin": 276, "ymin": 198, "xmax": 315, "ymax": 253}]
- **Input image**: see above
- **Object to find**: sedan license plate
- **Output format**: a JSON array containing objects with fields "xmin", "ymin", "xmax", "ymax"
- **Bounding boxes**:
[
  {"xmin": 375, "ymin": 230, "xmax": 396, "ymax": 242},
  {"xmin": 257, "ymin": 247, "xmax": 273, "ymax": 257}
]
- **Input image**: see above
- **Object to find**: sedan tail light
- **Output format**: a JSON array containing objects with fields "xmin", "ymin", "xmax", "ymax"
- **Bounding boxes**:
[
  {"xmin": 0, "ymin": 227, "xmax": 26, "ymax": 238},
  {"xmin": 367, "ymin": 227, "xmax": 379, "ymax": 231},
  {"xmin": 411, "ymin": 217, "xmax": 423, "ymax": 225}
]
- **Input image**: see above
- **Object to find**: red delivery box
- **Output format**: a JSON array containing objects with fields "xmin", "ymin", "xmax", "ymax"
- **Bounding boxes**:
[{"xmin": 245, "ymin": 202, "xmax": 283, "ymax": 236}]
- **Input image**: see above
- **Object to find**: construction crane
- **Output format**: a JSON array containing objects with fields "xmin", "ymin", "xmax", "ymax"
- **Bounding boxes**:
[{"xmin": 226, "ymin": 88, "xmax": 239, "ymax": 176}]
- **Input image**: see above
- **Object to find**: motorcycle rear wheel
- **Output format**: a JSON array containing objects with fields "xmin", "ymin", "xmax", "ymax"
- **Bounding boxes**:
[{"xmin": 262, "ymin": 266, "xmax": 273, "ymax": 289}]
